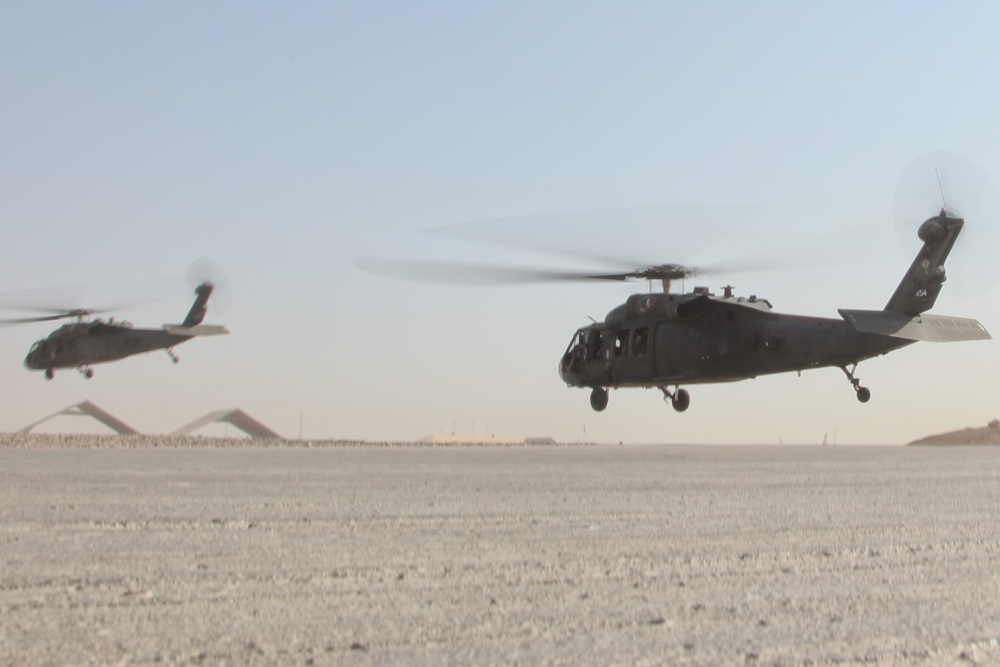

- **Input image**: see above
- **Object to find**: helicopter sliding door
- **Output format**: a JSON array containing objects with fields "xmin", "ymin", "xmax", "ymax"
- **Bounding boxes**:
[
  {"xmin": 605, "ymin": 325, "xmax": 656, "ymax": 385},
  {"xmin": 653, "ymin": 305, "xmax": 745, "ymax": 382}
]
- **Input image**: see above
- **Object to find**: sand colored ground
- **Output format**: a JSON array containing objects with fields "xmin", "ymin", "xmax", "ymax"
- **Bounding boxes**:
[{"xmin": 2, "ymin": 442, "xmax": 1000, "ymax": 665}]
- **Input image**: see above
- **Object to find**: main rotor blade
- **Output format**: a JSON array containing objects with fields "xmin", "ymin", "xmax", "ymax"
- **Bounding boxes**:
[
  {"xmin": 0, "ymin": 314, "xmax": 71, "ymax": 325},
  {"xmin": 0, "ymin": 280, "xmax": 175, "ymax": 324},
  {"xmin": 0, "ymin": 285, "xmax": 87, "ymax": 315},
  {"xmin": 354, "ymin": 257, "xmax": 705, "ymax": 286},
  {"xmin": 0, "ymin": 309, "xmax": 96, "ymax": 325},
  {"xmin": 422, "ymin": 206, "xmax": 756, "ymax": 270},
  {"xmin": 403, "ymin": 204, "xmax": 880, "ymax": 283}
]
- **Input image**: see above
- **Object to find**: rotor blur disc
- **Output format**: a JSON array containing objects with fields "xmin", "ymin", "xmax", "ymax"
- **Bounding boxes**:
[
  {"xmin": 186, "ymin": 258, "xmax": 232, "ymax": 315},
  {"xmin": 894, "ymin": 151, "xmax": 1000, "ymax": 297}
]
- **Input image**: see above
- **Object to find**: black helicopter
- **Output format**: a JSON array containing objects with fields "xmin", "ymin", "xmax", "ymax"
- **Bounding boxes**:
[
  {"xmin": 358, "ymin": 207, "xmax": 990, "ymax": 412},
  {"xmin": 2, "ymin": 282, "xmax": 228, "ymax": 379},
  {"xmin": 557, "ymin": 209, "xmax": 989, "ymax": 412}
]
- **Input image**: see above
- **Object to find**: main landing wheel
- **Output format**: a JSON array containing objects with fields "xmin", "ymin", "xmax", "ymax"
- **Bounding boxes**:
[
  {"xmin": 856, "ymin": 387, "xmax": 871, "ymax": 403},
  {"xmin": 660, "ymin": 386, "xmax": 691, "ymax": 412},
  {"xmin": 590, "ymin": 387, "xmax": 609, "ymax": 412},
  {"xmin": 44, "ymin": 369, "xmax": 54, "ymax": 380},
  {"xmin": 84, "ymin": 368, "xmax": 94, "ymax": 379}
]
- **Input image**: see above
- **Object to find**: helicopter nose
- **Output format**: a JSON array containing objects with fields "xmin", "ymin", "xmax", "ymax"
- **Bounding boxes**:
[
  {"xmin": 558, "ymin": 354, "xmax": 578, "ymax": 385},
  {"xmin": 25, "ymin": 342, "xmax": 47, "ymax": 370}
]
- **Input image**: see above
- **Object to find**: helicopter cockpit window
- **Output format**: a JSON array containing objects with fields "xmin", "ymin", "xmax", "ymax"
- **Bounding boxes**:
[
  {"xmin": 586, "ymin": 330, "xmax": 603, "ymax": 361},
  {"xmin": 632, "ymin": 327, "xmax": 649, "ymax": 356}
]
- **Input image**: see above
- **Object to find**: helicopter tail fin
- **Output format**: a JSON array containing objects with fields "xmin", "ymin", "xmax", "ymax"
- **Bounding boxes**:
[
  {"xmin": 884, "ymin": 211, "xmax": 963, "ymax": 315},
  {"xmin": 182, "ymin": 282, "xmax": 214, "ymax": 328}
]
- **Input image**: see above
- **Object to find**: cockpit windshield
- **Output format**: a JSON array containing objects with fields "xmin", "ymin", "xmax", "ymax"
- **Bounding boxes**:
[{"xmin": 565, "ymin": 327, "xmax": 604, "ymax": 362}]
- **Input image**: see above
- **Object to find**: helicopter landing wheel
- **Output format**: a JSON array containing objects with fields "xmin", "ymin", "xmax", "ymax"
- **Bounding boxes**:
[
  {"xmin": 590, "ymin": 387, "xmax": 609, "ymax": 412},
  {"xmin": 840, "ymin": 364, "xmax": 871, "ymax": 404},
  {"xmin": 79, "ymin": 367, "xmax": 94, "ymax": 379},
  {"xmin": 660, "ymin": 386, "xmax": 690, "ymax": 412},
  {"xmin": 672, "ymin": 388, "xmax": 690, "ymax": 412},
  {"xmin": 44, "ymin": 369, "xmax": 54, "ymax": 380}
]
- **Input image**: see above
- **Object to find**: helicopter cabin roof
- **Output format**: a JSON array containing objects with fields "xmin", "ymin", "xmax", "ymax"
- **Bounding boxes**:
[
  {"xmin": 604, "ymin": 290, "xmax": 773, "ymax": 324},
  {"xmin": 48, "ymin": 322, "xmax": 86, "ymax": 338},
  {"xmin": 46, "ymin": 319, "xmax": 132, "ymax": 339}
]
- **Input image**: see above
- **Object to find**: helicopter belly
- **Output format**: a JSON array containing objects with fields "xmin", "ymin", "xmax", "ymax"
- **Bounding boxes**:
[
  {"xmin": 646, "ymin": 313, "xmax": 911, "ymax": 385},
  {"xmin": 81, "ymin": 331, "xmax": 187, "ymax": 364},
  {"xmin": 35, "ymin": 330, "xmax": 191, "ymax": 369},
  {"xmin": 736, "ymin": 317, "xmax": 910, "ymax": 377}
]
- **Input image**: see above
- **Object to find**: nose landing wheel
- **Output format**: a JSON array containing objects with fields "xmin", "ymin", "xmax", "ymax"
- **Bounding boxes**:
[{"xmin": 590, "ymin": 387, "xmax": 609, "ymax": 412}]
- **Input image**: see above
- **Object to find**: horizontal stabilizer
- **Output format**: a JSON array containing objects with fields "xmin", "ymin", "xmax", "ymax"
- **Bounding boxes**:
[
  {"xmin": 839, "ymin": 309, "xmax": 991, "ymax": 342},
  {"xmin": 163, "ymin": 324, "xmax": 229, "ymax": 337}
]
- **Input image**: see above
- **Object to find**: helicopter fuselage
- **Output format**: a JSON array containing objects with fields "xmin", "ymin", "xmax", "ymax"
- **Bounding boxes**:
[
  {"xmin": 19, "ymin": 281, "xmax": 226, "ymax": 379},
  {"xmin": 559, "ymin": 291, "xmax": 912, "ymax": 390},
  {"xmin": 25, "ymin": 321, "xmax": 197, "ymax": 372},
  {"xmin": 558, "ymin": 211, "xmax": 992, "ymax": 411}
]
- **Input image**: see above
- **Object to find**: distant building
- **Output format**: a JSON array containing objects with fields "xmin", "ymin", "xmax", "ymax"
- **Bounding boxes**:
[
  {"xmin": 19, "ymin": 401, "xmax": 139, "ymax": 435},
  {"xmin": 171, "ymin": 409, "xmax": 284, "ymax": 440},
  {"xmin": 18, "ymin": 402, "xmax": 284, "ymax": 440}
]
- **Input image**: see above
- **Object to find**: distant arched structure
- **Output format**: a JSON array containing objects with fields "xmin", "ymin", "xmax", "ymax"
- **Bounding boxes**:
[
  {"xmin": 171, "ymin": 409, "xmax": 283, "ymax": 440},
  {"xmin": 19, "ymin": 401, "xmax": 140, "ymax": 435}
]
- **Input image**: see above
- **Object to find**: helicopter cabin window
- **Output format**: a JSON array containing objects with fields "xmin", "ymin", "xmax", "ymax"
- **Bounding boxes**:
[
  {"xmin": 632, "ymin": 327, "xmax": 649, "ymax": 356},
  {"xmin": 614, "ymin": 330, "xmax": 629, "ymax": 357}
]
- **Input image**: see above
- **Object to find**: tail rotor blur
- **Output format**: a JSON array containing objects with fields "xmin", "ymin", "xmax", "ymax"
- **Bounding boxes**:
[{"xmin": 894, "ymin": 151, "xmax": 1000, "ymax": 296}]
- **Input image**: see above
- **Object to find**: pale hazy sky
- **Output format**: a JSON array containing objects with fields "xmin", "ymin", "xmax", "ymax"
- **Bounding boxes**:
[{"xmin": 3, "ymin": 2, "xmax": 1000, "ymax": 444}]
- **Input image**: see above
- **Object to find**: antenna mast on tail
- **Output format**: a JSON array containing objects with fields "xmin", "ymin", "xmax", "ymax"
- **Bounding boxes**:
[{"xmin": 936, "ymin": 167, "xmax": 948, "ymax": 214}]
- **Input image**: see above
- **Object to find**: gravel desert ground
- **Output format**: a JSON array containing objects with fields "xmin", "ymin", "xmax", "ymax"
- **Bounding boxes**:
[{"xmin": 3, "ymin": 440, "xmax": 1000, "ymax": 666}]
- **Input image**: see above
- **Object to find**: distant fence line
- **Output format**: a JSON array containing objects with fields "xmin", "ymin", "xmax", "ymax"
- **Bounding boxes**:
[{"xmin": 0, "ymin": 433, "xmax": 590, "ymax": 449}]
